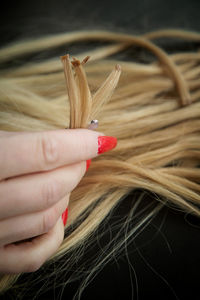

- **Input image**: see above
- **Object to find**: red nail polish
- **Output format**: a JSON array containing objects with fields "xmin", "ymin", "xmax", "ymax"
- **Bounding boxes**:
[
  {"xmin": 98, "ymin": 136, "xmax": 117, "ymax": 154},
  {"xmin": 86, "ymin": 159, "xmax": 91, "ymax": 171},
  {"xmin": 62, "ymin": 208, "xmax": 68, "ymax": 226}
]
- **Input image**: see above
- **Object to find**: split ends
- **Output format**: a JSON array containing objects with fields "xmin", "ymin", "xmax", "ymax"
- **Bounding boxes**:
[{"xmin": 61, "ymin": 54, "xmax": 121, "ymax": 129}]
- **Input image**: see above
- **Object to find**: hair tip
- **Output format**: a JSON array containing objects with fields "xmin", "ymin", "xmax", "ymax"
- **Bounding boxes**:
[
  {"xmin": 71, "ymin": 57, "xmax": 81, "ymax": 67},
  {"xmin": 82, "ymin": 56, "xmax": 90, "ymax": 65},
  {"xmin": 61, "ymin": 54, "xmax": 70, "ymax": 61},
  {"xmin": 115, "ymin": 64, "xmax": 121, "ymax": 71}
]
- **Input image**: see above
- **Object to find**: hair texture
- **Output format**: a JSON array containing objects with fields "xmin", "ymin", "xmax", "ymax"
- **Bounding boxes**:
[{"xmin": 0, "ymin": 29, "xmax": 200, "ymax": 299}]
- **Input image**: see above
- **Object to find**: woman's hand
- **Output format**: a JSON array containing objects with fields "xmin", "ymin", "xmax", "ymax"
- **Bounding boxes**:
[{"xmin": 0, "ymin": 129, "xmax": 116, "ymax": 274}]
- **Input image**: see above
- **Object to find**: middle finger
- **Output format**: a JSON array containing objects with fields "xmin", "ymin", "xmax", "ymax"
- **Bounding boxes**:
[
  {"xmin": 0, "ymin": 161, "xmax": 85, "ymax": 220},
  {"xmin": 0, "ymin": 194, "xmax": 69, "ymax": 247}
]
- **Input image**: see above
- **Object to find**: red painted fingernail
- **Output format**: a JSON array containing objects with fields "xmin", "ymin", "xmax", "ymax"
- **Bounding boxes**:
[
  {"xmin": 98, "ymin": 136, "xmax": 117, "ymax": 154},
  {"xmin": 62, "ymin": 208, "xmax": 68, "ymax": 226},
  {"xmin": 86, "ymin": 159, "xmax": 91, "ymax": 171}
]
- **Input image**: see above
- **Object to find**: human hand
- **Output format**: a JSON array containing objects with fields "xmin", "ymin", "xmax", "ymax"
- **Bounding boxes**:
[{"xmin": 0, "ymin": 129, "xmax": 117, "ymax": 274}]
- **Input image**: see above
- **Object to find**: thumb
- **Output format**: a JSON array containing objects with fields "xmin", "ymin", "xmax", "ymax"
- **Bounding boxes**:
[{"xmin": 63, "ymin": 128, "xmax": 117, "ymax": 162}]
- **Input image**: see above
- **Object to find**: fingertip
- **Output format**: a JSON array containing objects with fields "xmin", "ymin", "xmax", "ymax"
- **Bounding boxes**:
[
  {"xmin": 86, "ymin": 159, "xmax": 91, "ymax": 171},
  {"xmin": 62, "ymin": 208, "xmax": 68, "ymax": 226}
]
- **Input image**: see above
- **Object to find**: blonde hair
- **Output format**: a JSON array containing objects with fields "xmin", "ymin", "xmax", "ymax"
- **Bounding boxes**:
[{"xmin": 0, "ymin": 29, "xmax": 200, "ymax": 298}]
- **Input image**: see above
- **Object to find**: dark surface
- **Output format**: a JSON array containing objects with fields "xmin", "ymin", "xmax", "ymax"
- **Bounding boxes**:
[
  {"xmin": 1, "ymin": 0, "xmax": 200, "ymax": 44},
  {"xmin": 71, "ymin": 206, "xmax": 200, "ymax": 300},
  {"xmin": 0, "ymin": 0, "xmax": 200, "ymax": 299},
  {"xmin": 1, "ymin": 195, "xmax": 200, "ymax": 300}
]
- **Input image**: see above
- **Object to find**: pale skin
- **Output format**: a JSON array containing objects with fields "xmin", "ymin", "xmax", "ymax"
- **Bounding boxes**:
[{"xmin": 0, "ymin": 129, "xmax": 102, "ymax": 274}]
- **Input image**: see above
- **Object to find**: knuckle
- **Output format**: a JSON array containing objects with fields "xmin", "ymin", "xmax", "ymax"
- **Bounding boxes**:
[
  {"xmin": 40, "ymin": 134, "xmax": 59, "ymax": 168},
  {"xmin": 42, "ymin": 207, "xmax": 58, "ymax": 233},
  {"xmin": 42, "ymin": 180, "xmax": 60, "ymax": 207}
]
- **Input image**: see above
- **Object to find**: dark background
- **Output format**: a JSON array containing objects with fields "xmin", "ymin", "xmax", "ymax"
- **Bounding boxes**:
[
  {"xmin": 1, "ymin": 1, "xmax": 200, "ymax": 299},
  {"xmin": 1, "ymin": 0, "xmax": 200, "ymax": 44}
]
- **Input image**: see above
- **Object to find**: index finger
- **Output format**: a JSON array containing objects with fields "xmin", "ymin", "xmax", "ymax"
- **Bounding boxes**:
[{"xmin": 0, "ymin": 129, "xmax": 105, "ymax": 180}]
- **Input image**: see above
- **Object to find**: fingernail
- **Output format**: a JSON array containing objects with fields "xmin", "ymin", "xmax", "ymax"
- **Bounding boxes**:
[
  {"xmin": 62, "ymin": 208, "xmax": 68, "ymax": 226},
  {"xmin": 98, "ymin": 136, "xmax": 117, "ymax": 154},
  {"xmin": 86, "ymin": 159, "xmax": 91, "ymax": 171}
]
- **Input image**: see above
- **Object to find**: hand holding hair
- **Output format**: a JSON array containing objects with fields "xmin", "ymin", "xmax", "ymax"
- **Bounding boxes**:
[
  {"xmin": 1, "ymin": 29, "xmax": 200, "ymax": 297},
  {"xmin": 0, "ymin": 53, "xmax": 119, "ymax": 275},
  {"xmin": 0, "ymin": 129, "xmax": 117, "ymax": 274}
]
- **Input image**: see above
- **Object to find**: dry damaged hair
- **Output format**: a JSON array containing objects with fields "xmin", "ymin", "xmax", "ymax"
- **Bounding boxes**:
[{"xmin": 0, "ymin": 29, "xmax": 200, "ymax": 298}]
